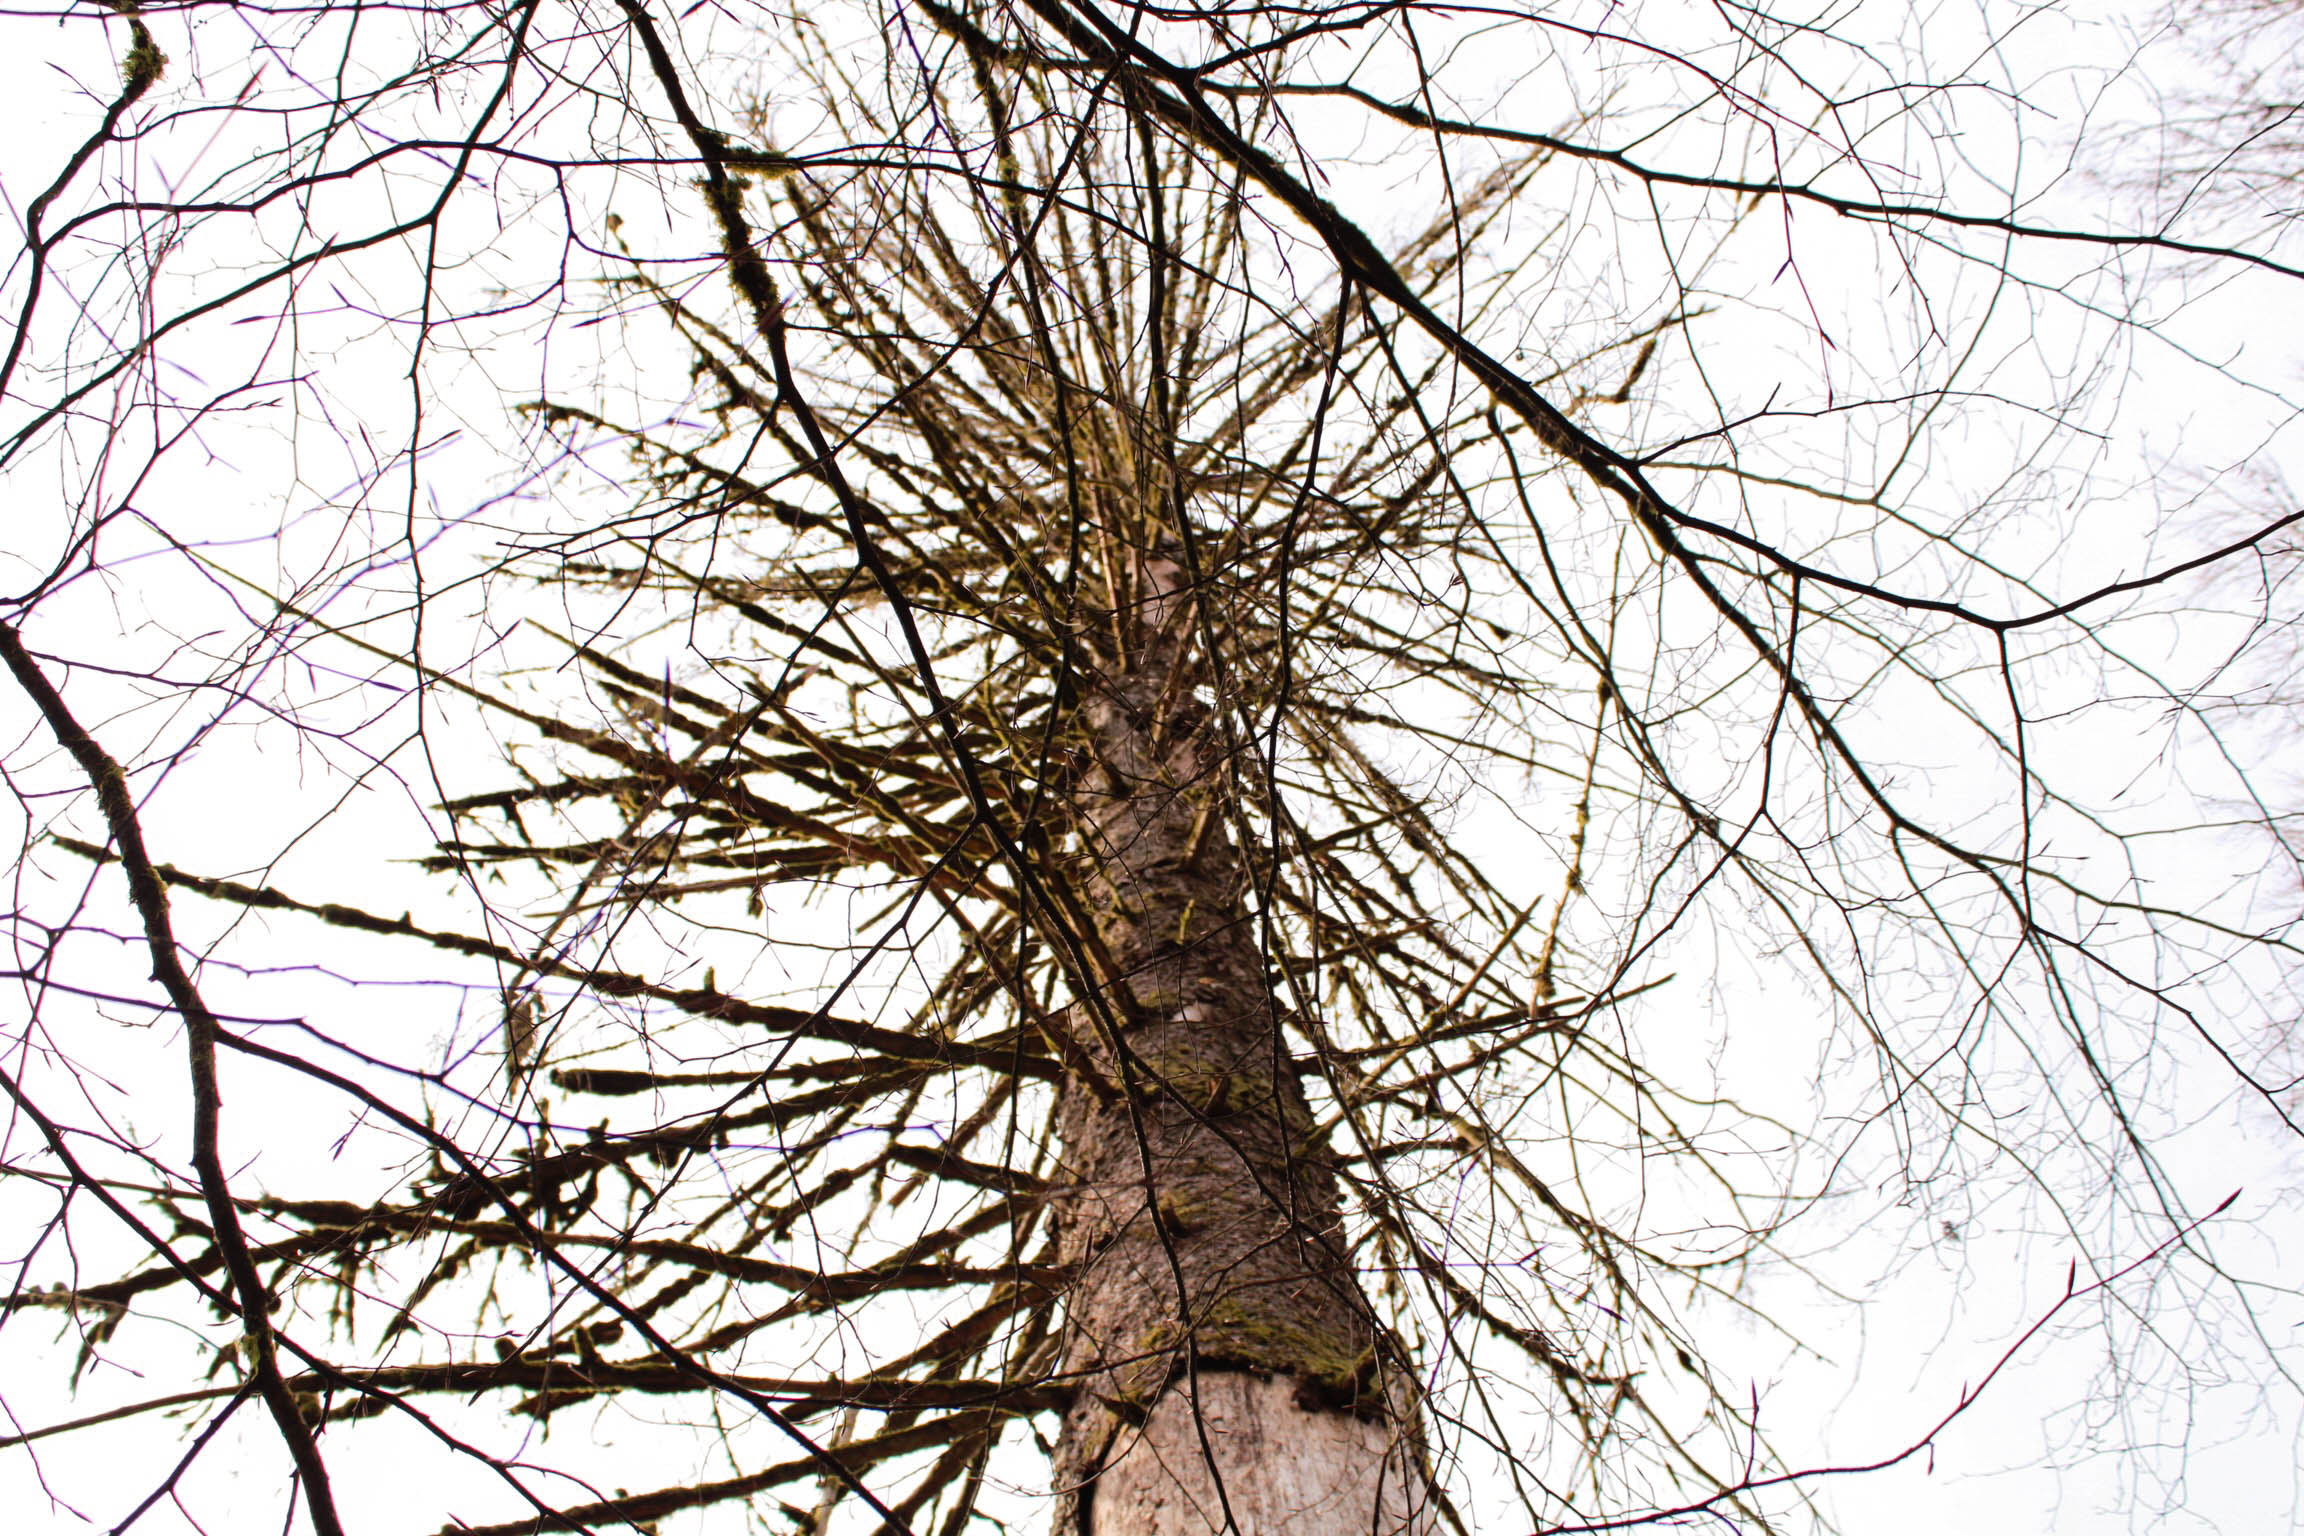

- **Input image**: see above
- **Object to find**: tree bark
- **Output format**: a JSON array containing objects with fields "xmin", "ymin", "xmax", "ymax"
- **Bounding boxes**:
[{"xmin": 1049, "ymin": 545, "xmax": 1433, "ymax": 1535}]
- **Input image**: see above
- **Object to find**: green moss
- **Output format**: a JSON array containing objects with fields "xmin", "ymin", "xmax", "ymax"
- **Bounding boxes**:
[
  {"xmin": 1114, "ymin": 1304, "xmax": 1385, "ymax": 1423},
  {"xmin": 1133, "ymin": 1319, "xmax": 1181, "ymax": 1365},
  {"xmin": 1131, "ymin": 1045, "xmax": 1220, "ymax": 1104},
  {"xmin": 1153, "ymin": 1190, "xmax": 1205, "ymax": 1235},
  {"xmin": 1132, "ymin": 1047, "xmax": 1291, "ymax": 1120},
  {"xmin": 1196, "ymin": 1297, "xmax": 1374, "ymax": 1399},
  {"xmin": 1297, "ymin": 1344, "xmax": 1382, "ymax": 1412},
  {"xmin": 1207, "ymin": 1068, "xmax": 1274, "ymax": 1117},
  {"xmin": 121, "ymin": 21, "xmax": 165, "ymax": 91}
]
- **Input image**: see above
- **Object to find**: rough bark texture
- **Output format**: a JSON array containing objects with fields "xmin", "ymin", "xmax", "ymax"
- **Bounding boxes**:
[{"xmin": 1049, "ymin": 546, "xmax": 1430, "ymax": 1534}]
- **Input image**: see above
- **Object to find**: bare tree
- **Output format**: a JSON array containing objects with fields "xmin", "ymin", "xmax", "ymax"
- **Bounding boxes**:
[
  {"xmin": 2115, "ymin": 0, "xmax": 2304, "ymax": 241},
  {"xmin": 3, "ymin": 2, "xmax": 2299, "ymax": 1535}
]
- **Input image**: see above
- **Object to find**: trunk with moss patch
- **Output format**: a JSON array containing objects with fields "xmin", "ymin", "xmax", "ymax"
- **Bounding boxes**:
[{"xmin": 1048, "ymin": 543, "xmax": 1433, "ymax": 1536}]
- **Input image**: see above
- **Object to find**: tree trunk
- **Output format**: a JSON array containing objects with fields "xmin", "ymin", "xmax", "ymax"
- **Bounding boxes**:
[{"xmin": 1049, "ymin": 543, "xmax": 1434, "ymax": 1535}]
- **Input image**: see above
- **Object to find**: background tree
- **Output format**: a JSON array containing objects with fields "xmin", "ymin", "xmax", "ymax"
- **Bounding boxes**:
[
  {"xmin": 2, "ymin": 2, "xmax": 2299, "ymax": 1535},
  {"xmin": 2104, "ymin": 0, "xmax": 2304, "ymax": 928}
]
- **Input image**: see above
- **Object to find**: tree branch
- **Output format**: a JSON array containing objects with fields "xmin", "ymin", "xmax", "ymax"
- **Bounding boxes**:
[{"xmin": 0, "ymin": 621, "xmax": 348, "ymax": 1536}]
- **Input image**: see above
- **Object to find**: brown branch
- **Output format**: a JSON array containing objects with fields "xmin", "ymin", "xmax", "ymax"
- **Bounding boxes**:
[
  {"xmin": 1210, "ymin": 79, "xmax": 2304, "ymax": 284},
  {"xmin": 1535, "ymin": 1192, "xmax": 2246, "ymax": 1533},
  {"xmin": 0, "ymin": 621, "xmax": 348, "ymax": 1536},
  {"xmin": 1, "ymin": 1368, "xmax": 1062, "ymax": 1450},
  {"xmin": 439, "ymin": 1411, "xmax": 1011, "ymax": 1536},
  {"xmin": 206, "ymin": 1020, "xmax": 925, "ymax": 1534},
  {"xmin": 49, "ymin": 837, "xmax": 1055, "ymax": 1081},
  {"xmin": 986, "ymin": 0, "xmax": 2304, "ymax": 635}
]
